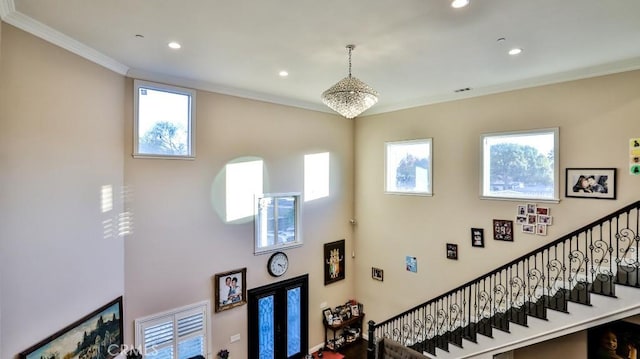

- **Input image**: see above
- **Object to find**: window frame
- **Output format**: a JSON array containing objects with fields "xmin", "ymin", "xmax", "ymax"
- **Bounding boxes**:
[
  {"xmin": 134, "ymin": 300, "xmax": 211, "ymax": 358},
  {"xmin": 480, "ymin": 128, "xmax": 559, "ymax": 202},
  {"xmin": 254, "ymin": 192, "xmax": 302, "ymax": 255},
  {"xmin": 133, "ymin": 79, "xmax": 196, "ymax": 159},
  {"xmin": 384, "ymin": 138, "xmax": 433, "ymax": 196}
]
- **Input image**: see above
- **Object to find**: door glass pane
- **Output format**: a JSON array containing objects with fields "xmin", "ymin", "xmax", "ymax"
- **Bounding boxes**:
[
  {"xmin": 287, "ymin": 287, "xmax": 301, "ymax": 357},
  {"xmin": 258, "ymin": 295, "xmax": 275, "ymax": 359}
]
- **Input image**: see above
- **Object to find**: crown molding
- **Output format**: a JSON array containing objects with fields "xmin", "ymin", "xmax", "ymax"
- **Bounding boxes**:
[
  {"xmin": 0, "ymin": 0, "xmax": 15, "ymax": 19},
  {"xmin": 0, "ymin": 1, "xmax": 128, "ymax": 75}
]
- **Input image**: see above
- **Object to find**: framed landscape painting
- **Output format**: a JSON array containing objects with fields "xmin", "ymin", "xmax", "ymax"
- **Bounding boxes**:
[{"xmin": 20, "ymin": 297, "xmax": 123, "ymax": 359}]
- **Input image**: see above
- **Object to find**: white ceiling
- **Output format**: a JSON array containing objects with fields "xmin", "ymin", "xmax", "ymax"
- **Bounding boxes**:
[{"xmin": 2, "ymin": 0, "xmax": 640, "ymax": 116}]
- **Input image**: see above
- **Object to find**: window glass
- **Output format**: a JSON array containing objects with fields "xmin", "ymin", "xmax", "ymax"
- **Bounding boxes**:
[
  {"xmin": 255, "ymin": 193, "xmax": 302, "ymax": 254},
  {"xmin": 385, "ymin": 139, "xmax": 432, "ymax": 195},
  {"xmin": 134, "ymin": 80, "xmax": 196, "ymax": 158},
  {"xmin": 481, "ymin": 128, "xmax": 559, "ymax": 201}
]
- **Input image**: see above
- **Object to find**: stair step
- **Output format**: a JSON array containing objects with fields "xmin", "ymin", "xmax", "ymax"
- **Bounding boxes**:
[
  {"xmin": 590, "ymin": 274, "xmax": 616, "ymax": 297},
  {"xmin": 545, "ymin": 291, "xmax": 569, "ymax": 313},
  {"xmin": 525, "ymin": 300, "xmax": 547, "ymax": 320},
  {"xmin": 491, "ymin": 312, "xmax": 510, "ymax": 333},
  {"xmin": 506, "ymin": 306, "xmax": 528, "ymax": 327},
  {"xmin": 616, "ymin": 265, "xmax": 640, "ymax": 288},
  {"xmin": 568, "ymin": 281, "xmax": 590, "ymax": 305}
]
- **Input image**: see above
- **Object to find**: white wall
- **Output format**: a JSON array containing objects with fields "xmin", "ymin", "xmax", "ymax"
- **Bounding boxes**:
[{"xmin": 0, "ymin": 23, "xmax": 125, "ymax": 359}]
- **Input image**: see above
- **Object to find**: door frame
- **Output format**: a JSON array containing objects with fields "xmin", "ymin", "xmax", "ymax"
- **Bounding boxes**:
[{"xmin": 248, "ymin": 274, "xmax": 309, "ymax": 358}]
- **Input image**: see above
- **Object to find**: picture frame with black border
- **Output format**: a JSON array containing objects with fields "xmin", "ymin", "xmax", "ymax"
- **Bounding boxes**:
[
  {"xmin": 372, "ymin": 267, "xmax": 384, "ymax": 281},
  {"xmin": 446, "ymin": 243, "xmax": 458, "ymax": 259},
  {"xmin": 471, "ymin": 228, "xmax": 484, "ymax": 247},
  {"xmin": 493, "ymin": 219, "xmax": 514, "ymax": 241}
]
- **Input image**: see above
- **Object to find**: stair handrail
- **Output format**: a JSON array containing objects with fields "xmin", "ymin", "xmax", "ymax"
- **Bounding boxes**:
[{"xmin": 367, "ymin": 199, "xmax": 640, "ymax": 357}]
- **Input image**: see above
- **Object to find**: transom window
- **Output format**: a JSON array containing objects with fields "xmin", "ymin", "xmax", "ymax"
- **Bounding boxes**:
[
  {"xmin": 133, "ymin": 80, "xmax": 196, "ymax": 159},
  {"xmin": 255, "ymin": 193, "xmax": 302, "ymax": 254},
  {"xmin": 481, "ymin": 128, "xmax": 559, "ymax": 202}
]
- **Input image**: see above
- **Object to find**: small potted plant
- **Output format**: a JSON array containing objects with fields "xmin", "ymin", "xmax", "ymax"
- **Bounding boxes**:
[{"xmin": 217, "ymin": 349, "xmax": 230, "ymax": 359}]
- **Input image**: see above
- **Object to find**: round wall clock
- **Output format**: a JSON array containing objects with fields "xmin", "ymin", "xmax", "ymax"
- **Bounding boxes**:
[{"xmin": 267, "ymin": 251, "xmax": 289, "ymax": 277}]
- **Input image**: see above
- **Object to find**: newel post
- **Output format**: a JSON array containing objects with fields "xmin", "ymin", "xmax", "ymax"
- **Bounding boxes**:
[{"xmin": 367, "ymin": 320, "xmax": 376, "ymax": 359}]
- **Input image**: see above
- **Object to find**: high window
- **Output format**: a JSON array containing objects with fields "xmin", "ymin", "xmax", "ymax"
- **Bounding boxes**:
[
  {"xmin": 481, "ymin": 128, "xmax": 559, "ymax": 201},
  {"xmin": 134, "ymin": 80, "xmax": 196, "ymax": 159},
  {"xmin": 134, "ymin": 301, "xmax": 210, "ymax": 359},
  {"xmin": 255, "ymin": 193, "xmax": 302, "ymax": 254},
  {"xmin": 304, "ymin": 152, "xmax": 330, "ymax": 201}
]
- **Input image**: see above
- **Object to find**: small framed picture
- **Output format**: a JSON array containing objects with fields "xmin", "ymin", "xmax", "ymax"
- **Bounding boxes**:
[
  {"xmin": 536, "ymin": 224, "xmax": 548, "ymax": 236},
  {"xmin": 323, "ymin": 308, "xmax": 334, "ymax": 325},
  {"xmin": 517, "ymin": 205, "xmax": 526, "ymax": 216},
  {"xmin": 522, "ymin": 224, "xmax": 535, "ymax": 234},
  {"xmin": 493, "ymin": 219, "xmax": 514, "ymax": 241},
  {"xmin": 538, "ymin": 214, "xmax": 553, "ymax": 225},
  {"xmin": 446, "ymin": 243, "xmax": 458, "ymax": 260},
  {"xmin": 536, "ymin": 207, "xmax": 550, "ymax": 215},
  {"xmin": 406, "ymin": 256, "xmax": 417, "ymax": 273},
  {"xmin": 566, "ymin": 168, "xmax": 616, "ymax": 199},
  {"xmin": 516, "ymin": 215, "xmax": 527, "ymax": 224},
  {"xmin": 526, "ymin": 203, "xmax": 537, "ymax": 214},
  {"xmin": 471, "ymin": 228, "xmax": 484, "ymax": 247},
  {"xmin": 527, "ymin": 214, "xmax": 537, "ymax": 224},
  {"xmin": 351, "ymin": 304, "xmax": 360, "ymax": 317},
  {"xmin": 214, "ymin": 268, "xmax": 247, "ymax": 312},
  {"xmin": 372, "ymin": 267, "xmax": 384, "ymax": 281}
]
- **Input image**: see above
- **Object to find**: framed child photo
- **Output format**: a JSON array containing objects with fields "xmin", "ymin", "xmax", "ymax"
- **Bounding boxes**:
[
  {"xmin": 566, "ymin": 168, "xmax": 616, "ymax": 199},
  {"xmin": 214, "ymin": 267, "xmax": 247, "ymax": 312}
]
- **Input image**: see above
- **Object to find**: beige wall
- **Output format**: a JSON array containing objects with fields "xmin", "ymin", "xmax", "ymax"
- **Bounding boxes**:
[
  {"xmin": 353, "ymin": 71, "xmax": 640, "ymax": 355},
  {"xmin": 122, "ymin": 75, "xmax": 356, "ymax": 354},
  {"xmin": 0, "ymin": 23, "xmax": 125, "ymax": 359}
]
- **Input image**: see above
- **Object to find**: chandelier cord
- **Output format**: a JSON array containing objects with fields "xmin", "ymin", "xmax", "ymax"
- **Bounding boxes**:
[{"xmin": 348, "ymin": 46, "xmax": 352, "ymax": 78}]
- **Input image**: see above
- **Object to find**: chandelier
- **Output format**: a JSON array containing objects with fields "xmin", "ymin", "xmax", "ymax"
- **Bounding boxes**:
[{"xmin": 321, "ymin": 45, "xmax": 379, "ymax": 119}]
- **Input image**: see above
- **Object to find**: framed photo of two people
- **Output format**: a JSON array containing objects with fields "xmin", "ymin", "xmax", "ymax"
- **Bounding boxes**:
[
  {"xmin": 566, "ymin": 168, "xmax": 616, "ymax": 200},
  {"xmin": 214, "ymin": 267, "xmax": 247, "ymax": 312}
]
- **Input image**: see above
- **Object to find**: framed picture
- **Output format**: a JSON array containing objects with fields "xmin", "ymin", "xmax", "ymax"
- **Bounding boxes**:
[
  {"xmin": 493, "ymin": 219, "xmax": 514, "ymax": 241},
  {"xmin": 214, "ymin": 267, "xmax": 247, "ymax": 312},
  {"xmin": 536, "ymin": 207, "xmax": 550, "ymax": 215},
  {"xmin": 406, "ymin": 256, "xmax": 417, "ymax": 273},
  {"xmin": 323, "ymin": 308, "xmax": 334, "ymax": 325},
  {"xmin": 385, "ymin": 138, "xmax": 433, "ymax": 195},
  {"xmin": 588, "ymin": 320, "xmax": 640, "ymax": 359},
  {"xmin": 351, "ymin": 304, "xmax": 360, "ymax": 317},
  {"xmin": 471, "ymin": 228, "xmax": 484, "ymax": 247},
  {"xmin": 566, "ymin": 168, "xmax": 616, "ymax": 199},
  {"xmin": 522, "ymin": 224, "xmax": 535, "ymax": 234},
  {"xmin": 19, "ymin": 297, "xmax": 123, "ymax": 359},
  {"xmin": 324, "ymin": 239, "xmax": 346, "ymax": 285},
  {"xmin": 536, "ymin": 223, "xmax": 548, "ymax": 235},
  {"xmin": 446, "ymin": 243, "xmax": 458, "ymax": 260},
  {"xmin": 372, "ymin": 267, "xmax": 384, "ymax": 281}
]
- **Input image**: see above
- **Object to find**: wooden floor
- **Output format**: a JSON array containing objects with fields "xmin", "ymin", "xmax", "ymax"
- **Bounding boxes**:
[{"xmin": 337, "ymin": 339, "xmax": 368, "ymax": 358}]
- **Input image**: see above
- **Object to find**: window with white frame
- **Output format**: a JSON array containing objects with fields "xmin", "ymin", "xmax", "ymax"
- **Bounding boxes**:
[
  {"xmin": 134, "ymin": 301, "xmax": 210, "ymax": 359},
  {"xmin": 133, "ymin": 80, "xmax": 196, "ymax": 159},
  {"xmin": 255, "ymin": 193, "xmax": 302, "ymax": 254},
  {"xmin": 481, "ymin": 128, "xmax": 559, "ymax": 201},
  {"xmin": 304, "ymin": 152, "xmax": 330, "ymax": 202}
]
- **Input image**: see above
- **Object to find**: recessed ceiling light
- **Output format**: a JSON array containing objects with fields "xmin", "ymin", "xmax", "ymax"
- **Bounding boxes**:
[
  {"xmin": 451, "ymin": 0, "xmax": 469, "ymax": 8},
  {"xmin": 168, "ymin": 42, "xmax": 181, "ymax": 49},
  {"xmin": 279, "ymin": 70, "xmax": 289, "ymax": 77},
  {"xmin": 508, "ymin": 48, "xmax": 523, "ymax": 55}
]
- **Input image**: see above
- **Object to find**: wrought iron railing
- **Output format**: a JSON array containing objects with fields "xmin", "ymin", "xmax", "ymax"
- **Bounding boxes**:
[{"xmin": 367, "ymin": 200, "xmax": 640, "ymax": 358}]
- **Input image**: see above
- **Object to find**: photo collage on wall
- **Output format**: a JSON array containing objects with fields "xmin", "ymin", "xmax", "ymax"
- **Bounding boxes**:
[{"xmin": 515, "ymin": 203, "xmax": 554, "ymax": 236}]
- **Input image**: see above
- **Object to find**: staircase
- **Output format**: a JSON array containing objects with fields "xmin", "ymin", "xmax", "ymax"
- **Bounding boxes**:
[{"xmin": 367, "ymin": 200, "xmax": 640, "ymax": 359}]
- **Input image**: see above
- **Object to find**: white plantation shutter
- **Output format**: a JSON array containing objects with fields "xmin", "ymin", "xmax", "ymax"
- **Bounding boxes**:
[{"xmin": 135, "ymin": 301, "xmax": 210, "ymax": 359}]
